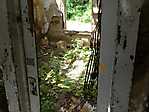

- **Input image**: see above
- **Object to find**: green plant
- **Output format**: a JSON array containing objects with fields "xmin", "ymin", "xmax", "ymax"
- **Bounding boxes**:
[
  {"xmin": 66, "ymin": 0, "xmax": 92, "ymax": 23},
  {"xmin": 38, "ymin": 38, "xmax": 91, "ymax": 112}
]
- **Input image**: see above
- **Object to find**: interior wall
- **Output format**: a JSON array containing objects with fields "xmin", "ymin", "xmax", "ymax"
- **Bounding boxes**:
[
  {"xmin": 129, "ymin": 0, "xmax": 149, "ymax": 111},
  {"xmin": 0, "ymin": 69, "xmax": 9, "ymax": 112},
  {"xmin": 97, "ymin": 0, "xmax": 143, "ymax": 111}
]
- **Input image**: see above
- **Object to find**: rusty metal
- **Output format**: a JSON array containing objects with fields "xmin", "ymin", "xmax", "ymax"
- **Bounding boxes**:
[{"xmin": 83, "ymin": 0, "xmax": 101, "ymax": 103}]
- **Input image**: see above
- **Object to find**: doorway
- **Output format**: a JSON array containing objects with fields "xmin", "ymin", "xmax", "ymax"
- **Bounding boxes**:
[
  {"xmin": 33, "ymin": 0, "xmax": 100, "ymax": 111},
  {"xmin": 66, "ymin": 0, "xmax": 92, "ymax": 31}
]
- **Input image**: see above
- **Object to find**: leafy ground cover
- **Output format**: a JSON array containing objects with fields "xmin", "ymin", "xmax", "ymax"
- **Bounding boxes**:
[{"xmin": 38, "ymin": 39, "xmax": 93, "ymax": 112}]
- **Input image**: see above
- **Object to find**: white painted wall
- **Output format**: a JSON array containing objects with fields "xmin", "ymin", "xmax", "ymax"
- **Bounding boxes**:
[
  {"xmin": 0, "ymin": 0, "xmax": 40, "ymax": 112},
  {"xmin": 0, "ymin": 0, "xmax": 20, "ymax": 112},
  {"xmin": 20, "ymin": 0, "xmax": 40, "ymax": 111},
  {"xmin": 97, "ymin": 0, "xmax": 118, "ymax": 111},
  {"xmin": 97, "ymin": 0, "xmax": 144, "ymax": 112}
]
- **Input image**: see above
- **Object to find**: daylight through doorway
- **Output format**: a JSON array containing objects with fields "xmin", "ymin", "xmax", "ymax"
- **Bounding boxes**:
[{"xmin": 33, "ymin": 0, "xmax": 99, "ymax": 111}]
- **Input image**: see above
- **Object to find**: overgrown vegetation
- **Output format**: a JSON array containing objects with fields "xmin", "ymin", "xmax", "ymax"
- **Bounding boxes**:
[
  {"xmin": 38, "ymin": 39, "xmax": 91, "ymax": 112},
  {"xmin": 66, "ymin": 0, "xmax": 92, "ymax": 23}
]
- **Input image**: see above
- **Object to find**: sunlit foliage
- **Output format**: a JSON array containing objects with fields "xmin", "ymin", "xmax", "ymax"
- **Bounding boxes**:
[{"xmin": 66, "ymin": 0, "xmax": 92, "ymax": 23}]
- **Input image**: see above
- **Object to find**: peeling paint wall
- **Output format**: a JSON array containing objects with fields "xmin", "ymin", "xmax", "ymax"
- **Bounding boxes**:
[
  {"xmin": 97, "ymin": 0, "xmax": 144, "ymax": 112},
  {"xmin": 0, "ymin": 0, "xmax": 20, "ymax": 111},
  {"xmin": 0, "ymin": 0, "xmax": 40, "ymax": 112},
  {"xmin": 110, "ymin": 0, "xmax": 143, "ymax": 112},
  {"xmin": 20, "ymin": 0, "xmax": 40, "ymax": 111}
]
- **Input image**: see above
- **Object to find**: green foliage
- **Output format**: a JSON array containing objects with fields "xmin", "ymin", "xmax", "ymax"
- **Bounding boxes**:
[
  {"xmin": 38, "ymin": 39, "xmax": 91, "ymax": 112},
  {"xmin": 66, "ymin": 0, "xmax": 92, "ymax": 23},
  {"xmin": 64, "ymin": 39, "xmax": 90, "ymax": 62}
]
